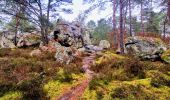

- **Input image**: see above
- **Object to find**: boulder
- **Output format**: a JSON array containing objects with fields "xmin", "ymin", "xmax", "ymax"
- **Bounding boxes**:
[
  {"xmin": 52, "ymin": 19, "xmax": 94, "ymax": 63},
  {"xmin": 17, "ymin": 33, "xmax": 41, "ymax": 48},
  {"xmin": 53, "ymin": 19, "xmax": 92, "ymax": 49},
  {"xmin": 0, "ymin": 31, "xmax": 16, "ymax": 48},
  {"xmin": 85, "ymin": 45, "xmax": 103, "ymax": 52},
  {"xmin": 125, "ymin": 36, "xmax": 167, "ymax": 60},
  {"xmin": 0, "ymin": 36, "xmax": 16, "ymax": 48},
  {"xmin": 161, "ymin": 49, "xmax": 170, "ymax": 63},
  {"xmin": 99, "ymin": 40, "xmax": 111, "ymax": 49},
  {"xmin": 54, "ymin": 42, "xmax": 75, "ymax": 64}
]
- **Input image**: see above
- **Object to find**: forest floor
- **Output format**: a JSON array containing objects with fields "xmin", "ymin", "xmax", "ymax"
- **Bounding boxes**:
[{"xmin": 0, "ymin": 48, "xmax": 170, "ymax": 100}]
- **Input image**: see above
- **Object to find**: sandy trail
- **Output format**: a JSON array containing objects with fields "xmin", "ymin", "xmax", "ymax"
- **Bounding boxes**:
[{"xmin": 58, "ymin": 53, "xmax": 96, "ymax": 100}]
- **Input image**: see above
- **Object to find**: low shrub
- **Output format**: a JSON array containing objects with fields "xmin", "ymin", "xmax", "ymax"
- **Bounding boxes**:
[
  {"xmin": 149, "ymin": 70, "xmax": 170, "ymax": 87},
  {"xmin": 110, "ymin": 84, "xmax": 155, "ymax": 99},
  {"xmin": 124, "ymin": 59, "xmax": 146, "ymax": 79}
]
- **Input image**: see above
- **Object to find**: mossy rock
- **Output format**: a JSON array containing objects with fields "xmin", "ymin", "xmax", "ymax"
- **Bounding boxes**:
[
  {"xmin": 161, "ymin": 49, "xmax": 170, "ymax": 63},
  {"xmin": 125, "ymin": 36, "xmax": 167, "ymax": 60}
]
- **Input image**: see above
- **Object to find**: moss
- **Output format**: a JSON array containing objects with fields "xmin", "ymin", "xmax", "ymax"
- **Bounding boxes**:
[
  {"xmin": 81, "ymin": 87, "xmax": 97, "ymax": 100},
  {"xmin": 110, "ymin": 83, "xmax": 158, "ymax": 100},
  {"xmin": 43, "ymin": 68, "xmax": 85, "ymax": 99},
  {"xmin": 161, "ymin": 49, "xmax": 170, "ymax": 64},
  {"xmin": 0, "ymin": 91, "xmax": 23, "ymax": 100},
  {"xmin": 95, "ymin": 51, "xmax": 125, "ymax": 65},
  {"xmin": 123, "ymin": 78, "xmax": 151, "ymax": 87},
  {"xmin": 149, "ymin": 70, "xmax": 170, "ymax": 87},
  {"xmin": 43, "ymin": 80, "xmax": 71, "ymax": 99}
]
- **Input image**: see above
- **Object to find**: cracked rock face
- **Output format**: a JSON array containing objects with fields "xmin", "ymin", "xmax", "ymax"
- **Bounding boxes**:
[
  {"xmin": 53, "ymin": 19, "xmax": 85, "ymax": 49},
  {"xmin": 53, "ymin": 19, "xmax": 92, "ymax": 64},
  {"xmin": 125, "ymin": 36, "xmax": 167, "ymax": 60}
]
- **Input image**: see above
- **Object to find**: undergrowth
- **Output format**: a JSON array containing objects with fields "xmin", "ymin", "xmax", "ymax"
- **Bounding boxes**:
[{"xmin": 0, "ymin": 48, "xmax": 83, "ymax": 99}]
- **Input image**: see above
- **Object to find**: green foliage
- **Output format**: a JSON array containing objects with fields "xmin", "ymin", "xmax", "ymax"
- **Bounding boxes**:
[
  {"xmin": 87, "ymin": 20, "xmax": 96, "ymax": 29},
  {"xmin": 110, "ymin": 84, "xmax": 154, "ymax": 99},
  {"xmin": 0, "ymin": 91, "xmax": 23, "ymax": 100},
  {"xmin": 81, "ymin": 87, "xmax": 97, "ymax": 100},
  {"xmin": 43, "ymin": 80, "xmax": 71, "ymax": 99},
  {"xmin": 90, "ymin": 19, "xmax": 112, "ymax": 44},
  {"xmin": 149, "ymin": 70, "xmax": 170, "ymax": 87},
  {"xmin": 146, "ymin": 11, "xmax": 161, "ymax": 33},
  {"xmin": 5, "ymin": 16, "xmax": 35, "ymax": 33},
  {"xmin": 161, "ymin": 49, "xmax": 170, "ymax": 64}
]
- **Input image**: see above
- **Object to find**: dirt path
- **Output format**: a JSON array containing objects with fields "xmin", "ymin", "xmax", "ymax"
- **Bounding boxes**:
[{"xmin": 57, "ymin": 53, "xmax": 96, "ymax": 100}]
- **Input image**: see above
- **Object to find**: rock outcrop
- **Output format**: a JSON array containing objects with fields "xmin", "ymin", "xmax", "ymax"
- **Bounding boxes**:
[
  {"xmin": 0, "ymin": 31, "xmax": 16, "ymax": 48},
  {"xmin": 125, "ymin": 36, "xmax": 167, "ymax": 60},
  {"xmin": 99, "ymin": 40, "xmax": 111, "ymax": 49},
  {"xmin": 17, "ymin": 33, "xmax": 41, "ymax": 48},
  {"xmin": 52, "ymin": 19, "xmax": 94, "ymax": 64},
  {"xmin": 52, "ymin": 20, "xmax": 81, "ymax": 63}
]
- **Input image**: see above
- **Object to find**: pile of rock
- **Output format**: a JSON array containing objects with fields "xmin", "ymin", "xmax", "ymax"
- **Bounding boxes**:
[
  {"xmin": 0, "ymin": 31, "xmax": 41, "ymax": 49},
  {"xmin": 52, "ymin": 19, "xmax": 111, "ymax": 63},
  {"xmin": 125, "ymin": 36, "xmax": 167, "ymax": 60}
]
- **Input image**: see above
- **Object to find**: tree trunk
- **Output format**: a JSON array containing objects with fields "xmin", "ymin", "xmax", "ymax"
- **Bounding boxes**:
[
  {"xmin": 141, "ymin": 0, "xmax": 144, "ymax": 35},
  {"xmin": 38, "ymin": 0, "xmax": 48, "ymax": 45},
  {"xmin": 123, "ymin": 6, "xmax": 128, "ymax": 35},
  {"xmin": 168, "ymin": 0, "xmax": 170, "ymax": 21},
  {"xmin": 15, "ymin": 14, "xmax": 18, "ymax": 46},
  {"xmin": 43, "ymin": 0, "xmax": 52, "ymax": 45},
  {"xmin": 113, "ymin": 0, "xmax": 117, "ymax": 48},
  {"xmin": 129, "ymin": 0, "xmax": 132, "ymax": 36},
  {"xmin": 41, "ymin": 28, "xmax": 48, "ymax": 45},
  {"xmin": 119, "ymin": 0, "xmax": 124, "ymax": 54},
  {"xmin": 163, "ymin": 17, "xmax": 167, "ymax": 40},
  {"xmin": 113, "ymin": 0, "xmax": 116, "ymax": 31}
]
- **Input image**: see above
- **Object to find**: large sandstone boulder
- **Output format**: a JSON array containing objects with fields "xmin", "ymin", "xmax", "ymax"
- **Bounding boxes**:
[
  {"xmin": 0, "ymin": 36, "xmax": 16, "ymax": 48},
  {"xmin": 52, "ymin": 19, "xmax": 94, "ymax": 63},
  {"xmin": 53, "ymin": 20, "xmax": 84, "ymax": 48},
  {"xmin": 125, "ymin": 36, "xmax": 167, "ymax": 60},
  {"xmin": 161, "ymin": 49, "xmax": 170, "ymax": 63},
  {"xmin": 17, "ymin": 33, "xmax": 41, "ymax": 48},
  {"xmin": 54, "ymin": 42, "xmax": 75, "ymax": 64},
  {"xmin": 99, "ymin": 40, "xmax": 111, "ymax": 49},
  {"xmin": 0, "ymin": 31, "xmax": 16, "ymax": 48}
]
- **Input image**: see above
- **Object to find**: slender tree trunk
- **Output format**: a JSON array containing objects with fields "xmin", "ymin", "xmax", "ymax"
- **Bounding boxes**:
[
  {"xmin": 168, "ymin": 0, "xmax": 170, "ymax": 21},
  {"xmin": 141, "ymin": 0, "xmax": 144, "ymax": 35},
  {"xmin": 119, "ymin": 0, "xmax": 124, "ymax": 54},
  {"xmin": 15, "ymin": 13, "xmax": 19, "ymax": 46},
  {"xmin": 44, "ymin": 0, "xmax": 51, "ymax": 45},
  {"xmin": 129, "ymin": 0, "xmax": 132, "ymax": 36},
  {"xmin": 123, "ymin": 6, "xmax": 128, "ymax": 35},
  {"xmin": 163, "ymin": 21, "xmax": 166, "ymax": 40},
  {"xmin": 113, "ymin": 0, "xmax": 117, "ymax": 48},
  {"xmin": 113, "ymin": 0, "xmax": 116, "ymax": 31},
  {"xmin": 38, "ymin": 0, "xmax": 48, "ymax": 45},
  {"xmin": 163, "ymin": 16, "xmax": 167, "ymax": 40}
]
